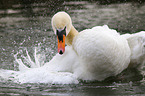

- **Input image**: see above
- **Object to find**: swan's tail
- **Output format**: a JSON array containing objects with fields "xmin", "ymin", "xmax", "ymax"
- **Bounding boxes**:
[{"xmin": 122, "ymin": 31, "xmax": 145, "ymax": 68}]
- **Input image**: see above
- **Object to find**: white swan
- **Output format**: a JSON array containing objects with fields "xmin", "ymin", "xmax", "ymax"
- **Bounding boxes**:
[
  {"xmin": 0, "ymin": 11, "xmax": 145, "ymax": 84},
  {"xmin": 50, "ymin": 11, "xmax": 131, "ymax": 81}
]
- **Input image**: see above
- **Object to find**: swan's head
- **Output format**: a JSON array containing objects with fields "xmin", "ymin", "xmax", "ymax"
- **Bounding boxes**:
[{"xmin": 51, "ymin": 11, "xmax": 72, "ymax": 55}]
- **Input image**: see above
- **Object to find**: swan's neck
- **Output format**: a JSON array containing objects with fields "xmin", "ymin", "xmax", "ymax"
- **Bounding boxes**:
[{"xmin": 66, "ymin": 26, "xmax": 78, "ymax": 46}]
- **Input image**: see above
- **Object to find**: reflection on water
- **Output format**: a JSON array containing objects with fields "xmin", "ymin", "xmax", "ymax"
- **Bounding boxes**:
[
  {"xmin": 0, "ymin": 0, "xmax": 145, "ymax": 95},
  {"xmin": 0, "ymin": 81, "xmax": 145, "ymax": 95}
]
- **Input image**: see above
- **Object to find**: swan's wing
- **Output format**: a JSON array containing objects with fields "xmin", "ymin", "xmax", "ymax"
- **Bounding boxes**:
[
  {"xmin": 73, "ymin": 25, "xmax": 131, "ymax": 81},
  {"xmin": 92, "ymin": 25, "xmax": 120, "ymax": 37},
  {"xmin": 122, "ymin": 31, "xmax": 145, "ymax": 68}
]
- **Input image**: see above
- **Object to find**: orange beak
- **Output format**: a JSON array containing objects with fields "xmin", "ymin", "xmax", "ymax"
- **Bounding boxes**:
[{"xmin": 57, "ymin": 34, "xmax": 66, "ymax": 55}]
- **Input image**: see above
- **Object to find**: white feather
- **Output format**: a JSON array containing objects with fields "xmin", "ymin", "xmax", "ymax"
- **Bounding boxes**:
[{"xmin": 122, "ymin": 31, "xmax": 145, "ymax": 68}]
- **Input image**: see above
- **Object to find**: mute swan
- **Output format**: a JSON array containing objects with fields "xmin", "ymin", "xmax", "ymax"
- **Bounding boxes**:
[{"xmin": 51, "ymin": 11, "xmax": 131, "ymax": 81}]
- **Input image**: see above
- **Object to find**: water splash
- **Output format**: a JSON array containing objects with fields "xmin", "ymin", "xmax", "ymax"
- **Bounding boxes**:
[{"xmin": 0, "ymin": 45, "xmax": 79, "ymax": 84}]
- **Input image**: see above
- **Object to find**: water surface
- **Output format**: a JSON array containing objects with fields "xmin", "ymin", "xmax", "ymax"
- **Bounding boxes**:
[{"xmin": 0, "ymin": 0, "xmax": 145, "ymax": 95}]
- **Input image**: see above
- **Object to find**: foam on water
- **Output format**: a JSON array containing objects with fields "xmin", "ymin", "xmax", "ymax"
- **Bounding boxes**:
[{"xmin": 0, "ymin": 47, "xmax": 79, "ymax": 84}]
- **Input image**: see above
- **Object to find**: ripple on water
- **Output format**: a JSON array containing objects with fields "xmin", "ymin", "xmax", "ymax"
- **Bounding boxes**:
[{"xmin": 0, "ymin": 0, "xmax": 145, "ymax": 96}]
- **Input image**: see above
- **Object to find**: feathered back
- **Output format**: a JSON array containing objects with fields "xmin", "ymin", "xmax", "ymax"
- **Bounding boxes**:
[{"xmin": 122, "ymin": 31, "xmax": 145, "ymax": 68}]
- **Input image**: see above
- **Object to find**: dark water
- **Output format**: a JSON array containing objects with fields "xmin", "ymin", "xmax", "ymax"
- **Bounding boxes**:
[{"xmin": 0, "ymin": 0, "xmax": 145, "ymax": 95}]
